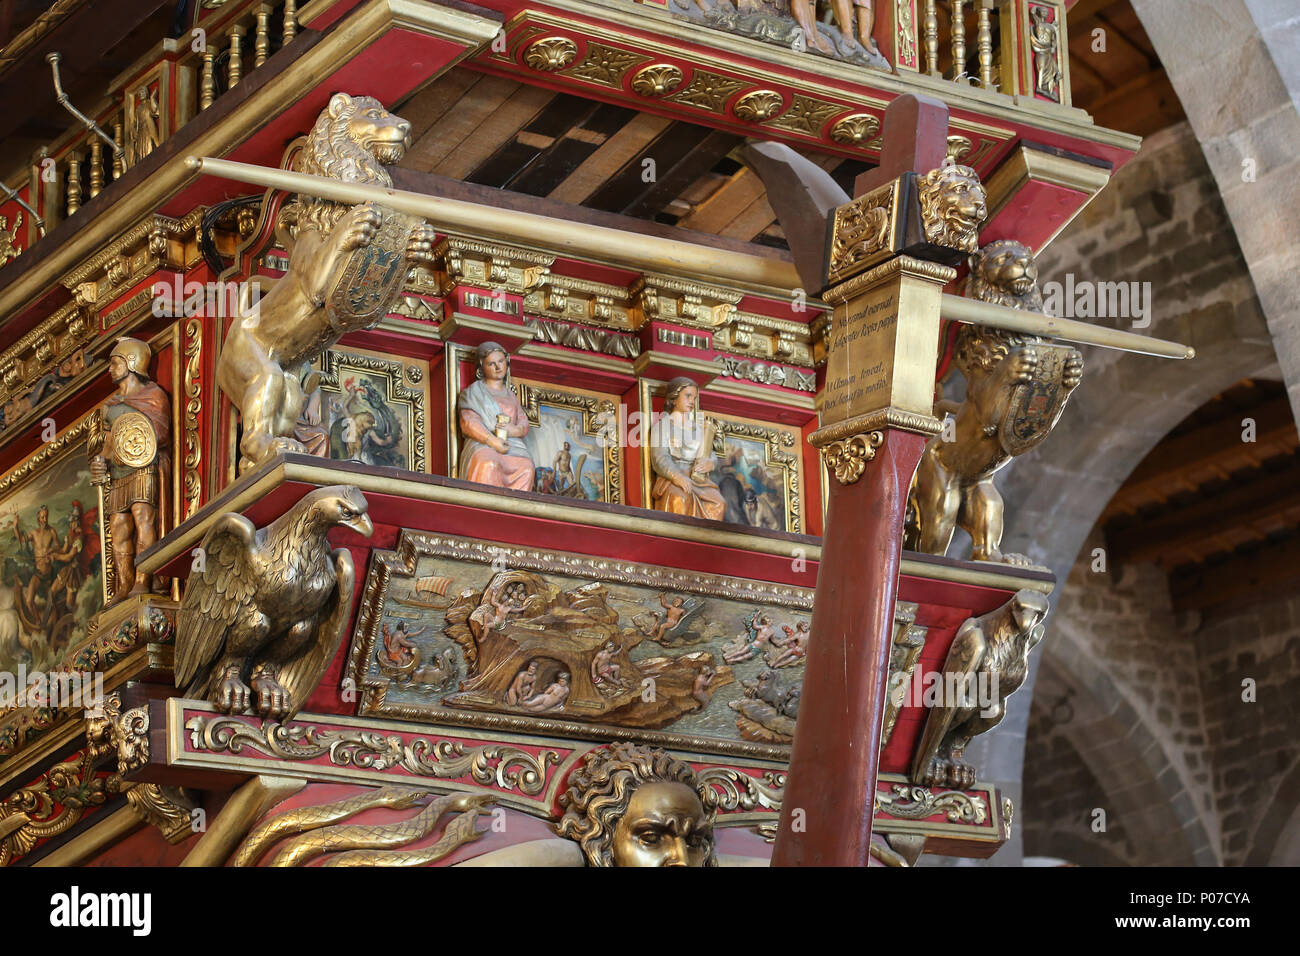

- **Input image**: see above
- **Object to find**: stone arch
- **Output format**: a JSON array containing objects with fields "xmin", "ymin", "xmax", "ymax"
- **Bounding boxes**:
[
  {"xmin": 1130, "ymin": 0, "xmax": 1300, "ymax": 422},
  {"xmin": 1245, "ymin": 756, "xmax": 1300, "ymax": 866},
  {"xmin": 962, "ymin": 120, "xmax": 1283, "ymax": 863},
  {"xmin": 1024, "ymin": 642, "xmax": 1213, "ymax": 866}
]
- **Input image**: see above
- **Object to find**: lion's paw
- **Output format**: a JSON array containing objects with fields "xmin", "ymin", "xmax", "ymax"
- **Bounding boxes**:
[{"xmin": 341, "ymin": 204, "xmax": 383, "ymax": 250}]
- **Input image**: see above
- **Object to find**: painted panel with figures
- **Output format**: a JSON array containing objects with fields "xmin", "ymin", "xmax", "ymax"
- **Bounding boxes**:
[
  {"xmin": 349, "ymin": 531, "xmax": 812, "ymax": 756},
  {"xmin": 0, "ymin": 419, "xmax": 104, "ymax": 674},
  {"xmin": 299, "ymin": 347, "xmax": 430, "ymax": 472}
]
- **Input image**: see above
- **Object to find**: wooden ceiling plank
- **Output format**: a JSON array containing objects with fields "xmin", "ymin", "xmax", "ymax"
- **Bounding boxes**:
[
  {"xmin": 1108, "ymin": 464, "xmax": 1300, "ymax": 565},
  {"xmin": 398, "ymin": 70, "xmax": 482, "ymax": 144},
  {"xmin": 1170, "ymin": 534, "xmax": 1300, "ymax": 614},
  {"xmin": 547, "ymin": 112, "xmax": 675, "ymax": 205},
  {"xmin": 676, "ymin": 166, "xmax": 767, "ymax": 234},
  {"xmin": 434, "ymin": 83, "xmax": 558, "ymax": 181},
  {"xmin": 403, "ymin": 74, "xmax": 520, "ymax": 173}
]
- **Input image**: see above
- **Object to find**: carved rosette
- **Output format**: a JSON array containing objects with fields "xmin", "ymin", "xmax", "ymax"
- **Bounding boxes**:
[
  {"xmin": 630, "ymin": 63, "xmax": 684, "ymax": 97},
  {"xmin": 830, "ymin": 113, "xmax": 881, "ymax": 146},
  {"xmin": 523, "ymin": 36, "xmax": 578, "ymax": 72},
  {"xmin": 823, "ymin": 432, "xmax": 884, "ymax": 484},
  {"xmin": 732, "ymin": 90, "xmax": 784, "ymax": 123}
]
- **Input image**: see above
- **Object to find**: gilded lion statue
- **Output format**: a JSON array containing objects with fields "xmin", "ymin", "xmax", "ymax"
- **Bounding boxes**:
[
  {"xmin": 218, "ymin": 92, "xmax": 436, "ymax": 473},
  {"xmin": 917, "ymin": 160, "xmax": 987, "ymax": 253},
  {"xmin": 905, "ymin": 239, "xmax": 1083, "ymax": 564}
]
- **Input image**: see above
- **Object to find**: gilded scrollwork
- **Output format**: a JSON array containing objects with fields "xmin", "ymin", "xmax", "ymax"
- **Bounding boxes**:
[
  {"xmin": 715, "ymin": 355, "xmax": 816, "ymax": 392},
  {"xmin": 182, "ymin": 318, "xmax": 202, "ymax": 518},
  {"xmin": 696, "ymin": 765, "xmax": 786, "ymax": 812},
  {"xmin": 184, "ymin": 714, "xmax": 560, "ymax": 796},
  {"xmin": 0, "ymin": 749, "xmax": 113, "ymax": 866},
  {"xmin": 876, "ymin": 784, "xmax": 988, "ymax": 824},
  {"xmin": 822, "ymin": 431, "xmax": 883, "ymax": 484}
]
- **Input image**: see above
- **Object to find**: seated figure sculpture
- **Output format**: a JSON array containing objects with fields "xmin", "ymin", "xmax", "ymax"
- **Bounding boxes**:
[
  {"xmin": 457, "ymin": 342, "xmax": 535, "ymax": 491},
  {"xmin": 649, "ymin": 377, "xmax": 726, "ymax": 521}
]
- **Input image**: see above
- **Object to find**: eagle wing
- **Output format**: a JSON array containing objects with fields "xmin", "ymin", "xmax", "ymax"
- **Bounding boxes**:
[
  {"xmin": 272, "ymin": 547, "xmax": 355, "ymax": 718},
  {"xmin": 909, "ymin": 619, "xmax": 987, "ymax": 784},
  {"xmin": 175, "ymin": 513, "xmax": 260, "ymax": 697}
]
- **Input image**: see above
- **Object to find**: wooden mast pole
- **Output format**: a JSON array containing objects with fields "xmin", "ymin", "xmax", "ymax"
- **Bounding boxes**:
[{"xmin": 771, "ymin": 94, "xmax": 956, "ymax": 867}]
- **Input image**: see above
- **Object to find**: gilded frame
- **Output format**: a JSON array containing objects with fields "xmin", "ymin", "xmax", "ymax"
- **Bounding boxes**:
[
  {"xmin": 313, "ymin": 345, "xmax": 431, "ymax": 473},
  {"xmin": 346, "ymin": 528, "xmax": 811, "ymax": 763}
]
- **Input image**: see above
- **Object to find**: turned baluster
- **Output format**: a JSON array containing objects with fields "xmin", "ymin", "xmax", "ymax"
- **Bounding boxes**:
[
  {"xmin": 951, "ymin": 0, "xmax": 966, "ymax": 79},
  {"xmin": 112, "ymin": 120, "xmax": 126, "ymax": 177},
  {"xmin": 200, "ymin": 50, "xmax": 216, "ymax": 109},
  {"xmin": 88, "ymin": 140, "xmax": 104, "ymax": 197},
  {"xmin": 283, "ymin": 0, "xmax": 297, "ymax": 42},
  {"xmin": 255, "ymin": 6, "xmax": 271, "ymax": 67},
  {"xmin": 925, "ymin": 0, "xmax": 940, "ymax": 76},
  {"xmin": 228, "ymin": 26, "xmax": 245, "ymax": 88},
  {"xmin": 978, "ymin": 0, "xmax": 994, "ymax": 88},
  {"xmin": 66, "ymin": 154, "xmax": 82, "ymax": 215}
]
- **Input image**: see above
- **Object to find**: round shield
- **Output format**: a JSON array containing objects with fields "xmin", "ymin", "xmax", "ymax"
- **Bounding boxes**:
[{"xmin": 112, "ymin": 411, "xmax": 158, "ymax": 468}]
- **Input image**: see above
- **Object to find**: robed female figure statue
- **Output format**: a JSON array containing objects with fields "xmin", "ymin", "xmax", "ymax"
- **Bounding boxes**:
[
  {"xmin": 457, "ymin": 342, "xmax": 535, "ymax": 491},
  {"xmin": 649, "ymin": 377, "xmax": 725, "ymax": 521}
]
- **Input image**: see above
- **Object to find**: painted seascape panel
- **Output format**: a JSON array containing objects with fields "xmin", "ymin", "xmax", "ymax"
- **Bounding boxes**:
[
  {"xmin": 0, "ymin": 428, "xmax": 103, "ymax": 674},
  {"xmin": 517, "ymin": 381, "xmax": 621, "ymax": 504},
  {"xmin": 352, "ymin": 533, "xmax": 810, "ymax": 754}
]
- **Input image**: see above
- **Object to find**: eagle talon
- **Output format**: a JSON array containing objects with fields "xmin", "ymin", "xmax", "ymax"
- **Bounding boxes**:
[
  {"xmin": 251, "ymin": 672, "xmax": 291, "ymax": 720},
  {"xmin": 215, "ymin": 668, "xmax": 253, "ymax": 714}
]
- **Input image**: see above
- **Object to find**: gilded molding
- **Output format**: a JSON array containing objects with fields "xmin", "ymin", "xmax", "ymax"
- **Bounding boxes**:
[
  {"xmin": 810, "ymin": 408, "xmax": 944, "ymax": 445},
  {"xmin": 822, "ymin": 254, "xmax": 957, "ymax": 304},
  {"xmin": 185, "ymin": 713, "xmax": 560, "ymax": 797},
  {"xmin": 182, "ymin": 317, "xmax": 202, "ymax": 518},
  {"xmin": 0, "ymin": 749, "xmax": 111, "ymax": 866},
  {"xmin": 435, "ymin": 235, "xmax": 553, "ymax": 297},
  {"xmin": 715, "ymin": 355, "xmax": 816, "ymax": 392},
  {"xmin": 829, "ymin": 112, "xmax": 882, "ymax": 146},
  {"xmin": 766, "ymin": 94, "xmax": 842, "ymax": 136},
  {"xmin": 668, "ymin": 69, "xmax": 745, "ymax": 111},
  {"xmin": 522, "ymin": 316, "xmax": 641, "ymax": 359},
  {"xmin": 567, "ymin": 41, "xmax": 648, "ymax": 87}
]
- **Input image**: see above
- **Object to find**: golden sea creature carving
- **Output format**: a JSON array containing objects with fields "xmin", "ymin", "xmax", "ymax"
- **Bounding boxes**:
[
  {"xmin": 907, "ymin": 239, "xmax": 1083, "ymax": 563},
  {"xmin": 175, "ymin": 485, "xmax": 374, "ymax": 720},
  {"xmin": 523, "ymin": 36, "xmax": 578, "ymax": 72},
  {"xmin": 829, "ymin": 112, "xmax": 881, "ymax": 145},
  {"xmin": 232, "ymin": 786, "xmax": 496, "ymax": 866},
  {"xmin": 556, "ymin": 742, "xmax": 718, "ymax": 867},
  {"xmin": 732, "ymin": 89, "xmax": 784, "ymax": 122},
  {"xmin": 917, "ymin": 160, "xmax": 987, "ymax": 254},
  {"xmin": 630, "ymin": 63, "xmax": 684, "ymax": 97},
  {"xmin": 911, "ymin": 589, "xmax": 1049, "ymax": 789},
  {"xmin": 827, "ymin": 181, "xmax": 897, "ymax": 282},
  {"xmin": 217, "ymin": 93, "xmax": 436, "ymax": 473},
  {"xmin": 822, "ymin": 431, "xmax": 883, "ymax": 484}
]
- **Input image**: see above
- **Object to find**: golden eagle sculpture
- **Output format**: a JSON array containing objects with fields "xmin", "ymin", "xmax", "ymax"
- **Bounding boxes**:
[{"xmin": 176, "ymin": 485, "xmax": 373, "ymax": 720}]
